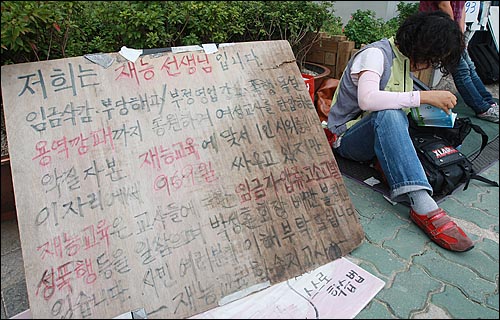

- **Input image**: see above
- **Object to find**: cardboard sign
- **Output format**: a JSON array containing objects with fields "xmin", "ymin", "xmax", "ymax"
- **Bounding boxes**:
[{"xmin": 1, "ymin": 40, "xmax": 364, "ymax": 319}]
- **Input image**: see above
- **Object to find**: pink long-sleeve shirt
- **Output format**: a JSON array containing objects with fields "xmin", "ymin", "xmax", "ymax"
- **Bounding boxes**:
[{"xmin": 352, "ymin": 48, "xmax": 421, "ymax": 111}]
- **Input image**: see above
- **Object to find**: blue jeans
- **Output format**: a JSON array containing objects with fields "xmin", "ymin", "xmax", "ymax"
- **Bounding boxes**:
[
  {"xmin": 452, "ymin": 49, "xmax": 495, "ymax": 114},
  {"xmin": 334, "ymin": 109, "xmax": 432, "ymax": 202}
]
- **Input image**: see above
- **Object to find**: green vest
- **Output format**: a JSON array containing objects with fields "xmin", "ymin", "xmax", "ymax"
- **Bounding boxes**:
[{"xmin": 327, "ymin": 37, "xmax": 413, "ymax": 136}]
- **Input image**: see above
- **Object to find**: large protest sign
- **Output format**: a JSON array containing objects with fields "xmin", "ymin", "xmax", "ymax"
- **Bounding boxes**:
[{"xmin": 1, "ymin": 40, "xmax": 364, "ymax": 319}]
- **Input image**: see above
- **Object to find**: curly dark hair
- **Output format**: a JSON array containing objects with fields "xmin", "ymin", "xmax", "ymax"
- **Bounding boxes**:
[{"xmin": 395, "ymin": 11, "xmax": 465, "ymax": 75}]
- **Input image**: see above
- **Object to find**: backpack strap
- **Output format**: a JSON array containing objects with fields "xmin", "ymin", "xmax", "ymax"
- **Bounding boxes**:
[
  {"xmin": 467, "ymin": 174, "xmax": 500, "ymax": 190},
  {"xmin": 468, "ymin": 122, "xmax": 489, "ymax": 161},
  {"xmin": 458, "ymin": 162, "xmax": 498, "ymax": 192}
]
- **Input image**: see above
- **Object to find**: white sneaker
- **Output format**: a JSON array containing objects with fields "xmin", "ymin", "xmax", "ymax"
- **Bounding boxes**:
[{"xmin": 477, "ymin": 103, "xmax": 499, "ymax": 123}]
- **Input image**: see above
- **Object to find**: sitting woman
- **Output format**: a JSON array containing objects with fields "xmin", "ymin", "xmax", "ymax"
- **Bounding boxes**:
[{"xmin": 327, "ymin": 11, "xmax": 473, "ymax": 252}]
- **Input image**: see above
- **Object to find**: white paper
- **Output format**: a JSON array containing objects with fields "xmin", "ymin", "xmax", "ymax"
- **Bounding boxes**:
[
  {"xmin": 190, "ymin": 257, "xmax": 385, "ymax": 319},
  {"xmin": 202, "ymin": 43, "xmax": 218, "ymax": 54},
  {"xmin": 171, "ymin": 45, "xmax": 203, "ymax": 53},
  {"xmin": 118, "ymin": 46, "xmax": 143, "ymax": 62},
  {"xmin": 363, "ymin": 177, "xmax": 381, "ymax": 187}
]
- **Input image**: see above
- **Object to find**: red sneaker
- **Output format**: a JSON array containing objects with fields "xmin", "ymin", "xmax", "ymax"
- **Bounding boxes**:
[{"xmin": 410, "ymin": 208, "xmax": 474, "ymax": 252}]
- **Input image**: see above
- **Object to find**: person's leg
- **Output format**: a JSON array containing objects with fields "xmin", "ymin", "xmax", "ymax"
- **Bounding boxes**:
[
  {"xmin": 336, "ymin": 109, "xmax": 432, "ymax": 200},
  {"xmin": 334, "ymin": 110, "xmax": 473, "ymax": 251},
  {"xmin": 452, "ymin": 50, "xmax": 494, "ymax": 114},
  {"xmin": 463, "ymin": 50, "xmax": 495, "ymax": 103}
]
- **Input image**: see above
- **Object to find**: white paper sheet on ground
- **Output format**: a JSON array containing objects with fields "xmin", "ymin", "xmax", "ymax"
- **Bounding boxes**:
[
  {"xmin": 363, "ymin": 177, "xmax": 381, "ymax": 187},
  {"xmin": 190, "ymin": 257, "xmax": 385, "ymax": 319}
]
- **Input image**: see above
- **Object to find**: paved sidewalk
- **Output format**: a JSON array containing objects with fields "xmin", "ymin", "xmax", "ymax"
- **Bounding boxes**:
[
  {"xmin": 1, "ymin": 80, "xmax": 498, "ymax": 319},
  {"xmin": 347, "ymin": 161, "xmax": 499, "ymax": 319}
]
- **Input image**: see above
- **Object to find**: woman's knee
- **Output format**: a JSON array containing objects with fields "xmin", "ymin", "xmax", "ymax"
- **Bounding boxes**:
[{"xmin": 373, "ymin": 109, "xmax": 408, "ymax": 126}]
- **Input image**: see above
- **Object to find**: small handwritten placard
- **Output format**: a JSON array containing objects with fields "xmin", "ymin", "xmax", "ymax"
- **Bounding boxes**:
[{"xmin": 191, "ymin": 257, "xmax": 385, "ymax": 319}]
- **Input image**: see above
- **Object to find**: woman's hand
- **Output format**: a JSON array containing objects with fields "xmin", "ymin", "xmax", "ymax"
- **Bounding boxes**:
[{"xmin": 419, "ymin": 90, "xmax": 457, "ymax": 114}]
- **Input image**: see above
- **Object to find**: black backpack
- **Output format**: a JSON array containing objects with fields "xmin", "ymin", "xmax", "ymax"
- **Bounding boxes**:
[
  {"xmin": 468, "ymin": 31, "xmax": 499, "ymax": 85},
  {"xmin": 408, "ymin": 114, "xmax": 499, "ymax": 196}
]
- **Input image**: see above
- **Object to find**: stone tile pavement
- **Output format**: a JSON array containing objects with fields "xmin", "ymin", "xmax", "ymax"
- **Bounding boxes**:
[
  {"xmin": 1, "ymin": 80, "xmax": 498, "ymax": 319},
  {"xmin": 1, "ymin": 219, "xmax": 27, "ymax": 319},
  {"xmin": 346, "ymin": 160, "xmax": 499, "ymax": 319}
]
